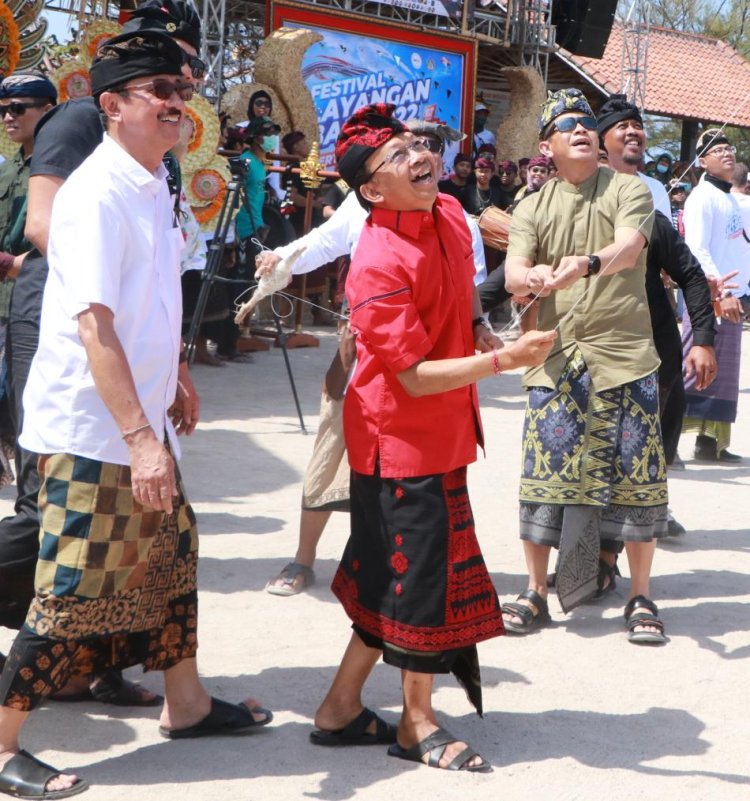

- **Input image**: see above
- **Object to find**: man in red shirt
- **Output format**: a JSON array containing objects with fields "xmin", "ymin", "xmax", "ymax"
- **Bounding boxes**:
[{"xmin": 311, "ymin": 103, "xmax": 554, "ymax": 773}]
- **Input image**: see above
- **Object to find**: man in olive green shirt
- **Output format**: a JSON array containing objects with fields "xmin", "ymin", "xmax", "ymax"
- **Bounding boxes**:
[{"xmin": 502, "ymin": 89, "xmax": 668, "ymax": 645}]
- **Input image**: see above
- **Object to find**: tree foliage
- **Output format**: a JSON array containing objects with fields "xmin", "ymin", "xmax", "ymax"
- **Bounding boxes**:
[{"xmin": 618, "ymin": 0, "xmax": 750, "ymax": 162}]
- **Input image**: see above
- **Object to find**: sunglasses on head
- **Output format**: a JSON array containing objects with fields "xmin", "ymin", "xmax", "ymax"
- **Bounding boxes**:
[
  {"xmin": 0, "ymin": 100, "xmax": 47, "ymax": 118},
  {"xmin": 121, "ymin": 78, "xmax": 194, "ymax": 102},
  {"xmin": 552, "ymin": 115, "xmax": 598, "ymax": 134},
  {"xmin": 182, "ymin": 52, "xmax": 207, "ymax": 80}
]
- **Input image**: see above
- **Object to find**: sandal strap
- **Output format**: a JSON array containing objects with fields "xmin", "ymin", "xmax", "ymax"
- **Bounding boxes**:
[
  {"xmin": 339, "ymin": 707, "xmax": 375, "ymax": 739},
  {"xmin": 280, "ymin": 561, "xmax": 315, "ymax": 586},
  {"xmin": 0, "ymin": 750, "xmax": 63, "ymax": 796},
  {"xmin": 408, "ymin": 727, "xmax": 455, "ymax": 763},
  {"xmin": 516, "ymin": 588, "xmax": 549, "ymax": 614},
  {"xmin": 500, "ymin": 602, "xmax": 534, "ymax": 626},
  {"xmin": 446, "ymin": 745, "xmax": 479, "ymax": 771},
  {"xmin": 624, "ymin": 595, "xmax": 658, "ymax": 620},
  {"xmin": 626, "ymin": 612, "xmax": 664, "ymax": 633}
]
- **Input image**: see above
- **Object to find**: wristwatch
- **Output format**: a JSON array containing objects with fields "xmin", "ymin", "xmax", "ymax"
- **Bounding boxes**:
[
  {"xmin": 472, "ymin": 316, "xmax": 492, "ymax": 333},
  {"xmin": 585, "ymin": 254, "xmax": 602, "ymax": 277}
]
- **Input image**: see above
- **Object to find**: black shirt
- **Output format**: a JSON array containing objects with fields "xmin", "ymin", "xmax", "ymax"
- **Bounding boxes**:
[
  {"xmin": 646, "ymin": 210, "xmax": 715, "ymax": 373},
  {"xmin": 11, "ymin": 98, "xmax": 103, "ymax": 325}
]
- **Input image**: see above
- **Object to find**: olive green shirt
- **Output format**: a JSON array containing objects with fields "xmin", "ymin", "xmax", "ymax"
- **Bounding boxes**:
[
  {"xmin": 0, "ymin": 148, "xmax": 30, "ymax": 316},
  {"xmin": 507, "ymin": 167, "xmax": 659, "ymax": 392}
]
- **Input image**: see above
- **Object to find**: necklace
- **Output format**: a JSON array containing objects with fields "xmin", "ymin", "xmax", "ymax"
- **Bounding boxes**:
[{"xmin": 475, "ymin": 185, "xmax": 491, "ymax": 211}]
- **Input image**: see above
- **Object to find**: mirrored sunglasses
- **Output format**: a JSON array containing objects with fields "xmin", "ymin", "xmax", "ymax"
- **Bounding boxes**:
[{"xmin": 553, "ymin": 115, "xmax": 598, "ymax": 134}]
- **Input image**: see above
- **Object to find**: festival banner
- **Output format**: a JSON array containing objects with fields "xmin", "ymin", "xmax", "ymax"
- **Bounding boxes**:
[
  {"xmin": 270, "ymin": 2, "xmax": 476, "ymax": 168},
  {"xmin": 367, "ymin": 0, "xmax": 464, "ymax": 21}
]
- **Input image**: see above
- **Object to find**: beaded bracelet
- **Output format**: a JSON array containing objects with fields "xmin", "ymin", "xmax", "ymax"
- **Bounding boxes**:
[{"xmin": 491, "ymin": 348, "xmax": 502, "ymax": 375}]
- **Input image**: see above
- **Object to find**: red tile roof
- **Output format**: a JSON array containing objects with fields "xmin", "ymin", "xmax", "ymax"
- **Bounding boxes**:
[{"xmin": 558, "ymin": 21, "xmax": 750, "ymax": 128}]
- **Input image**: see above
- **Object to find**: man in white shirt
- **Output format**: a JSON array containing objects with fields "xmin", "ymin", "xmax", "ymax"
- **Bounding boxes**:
[
  {"xmin": 0, "ymin": 33, "xmax": 270, "ymax": 799},
  {"xmin": 682, "ymin": 129, "xmax": 748, "ymax": 462}
]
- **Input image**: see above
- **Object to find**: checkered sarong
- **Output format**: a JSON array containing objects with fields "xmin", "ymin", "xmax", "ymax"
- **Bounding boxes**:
[{"xmin": 25, "ymin": 453, "xmax": 198, "ymax": 640}]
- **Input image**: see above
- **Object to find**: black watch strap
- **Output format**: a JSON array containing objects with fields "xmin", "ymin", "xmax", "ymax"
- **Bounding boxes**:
[
  {"xmin": 586, "ymin": 254, "xmax": 602, "ymax": 277},
  {"xmin": 472, "ymin": 316, "xmax": 491, "ymax": 331}
]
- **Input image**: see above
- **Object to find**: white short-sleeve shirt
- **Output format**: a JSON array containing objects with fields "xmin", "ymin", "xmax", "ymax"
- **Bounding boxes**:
[{"xmin": 20, "ymin": 134, "xmax": 184, "ymax": 465}]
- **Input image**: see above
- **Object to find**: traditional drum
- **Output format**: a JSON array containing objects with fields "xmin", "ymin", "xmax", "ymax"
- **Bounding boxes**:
[{"xmin": 477, "ymin": 206, "xmax": 512, "ymax": 251}]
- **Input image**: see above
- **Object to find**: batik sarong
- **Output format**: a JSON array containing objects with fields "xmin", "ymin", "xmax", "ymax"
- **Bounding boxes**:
[
  {"xmin": 332, "ymin": 466, "xmax": 504, "ymax": 715},
  {"xmin": 0, "ymin": 452, "xmax": 199, "ymax": 710},
  {"xmin": 519, "ymin": 350, "xmax": 668, "ymax": 612},
  {"xmin": 682, "ymin": 311, "xmax": 742, "ymax": 453}
]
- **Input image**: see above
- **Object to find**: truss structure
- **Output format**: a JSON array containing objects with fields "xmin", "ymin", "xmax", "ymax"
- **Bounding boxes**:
[
  {"xmin": 619, "ymin": 0, "xmax": 650, "ymax": 111},
  {"xmin": 45, "ymin": 0, "xmax": 558, "ymax": 105}
]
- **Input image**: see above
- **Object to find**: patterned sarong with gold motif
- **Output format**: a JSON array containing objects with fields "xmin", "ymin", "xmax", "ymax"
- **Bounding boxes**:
[
  {"xmin": 520, "ymin": 349, "xmax": 668, "ymax": 508},
  {"xmin": 519, "ymin": 350, "xmax": 668, "ymax": 612}
]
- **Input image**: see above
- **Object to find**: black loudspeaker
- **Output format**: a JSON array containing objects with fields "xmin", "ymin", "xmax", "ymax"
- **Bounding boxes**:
[{"xmin": 552, "ymin": 0, "xmax": 618, "ymax": 59}]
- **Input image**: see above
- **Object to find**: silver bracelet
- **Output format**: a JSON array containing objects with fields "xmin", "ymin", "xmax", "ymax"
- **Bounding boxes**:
[{"xmin": 121, "ymin": 422, "xmax": 151, "ymax": 440}]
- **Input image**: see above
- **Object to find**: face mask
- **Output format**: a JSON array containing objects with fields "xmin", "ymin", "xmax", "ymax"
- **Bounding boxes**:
[
  {"xmin": 261, "ymin": 136, "xmax": 276, "ymax": 152},
  {"xmin": 656, "ymin": 163, "xmax": 669, "ymax": 174}
]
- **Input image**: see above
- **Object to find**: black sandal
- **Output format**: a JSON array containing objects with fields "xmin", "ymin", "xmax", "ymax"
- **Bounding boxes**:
[
  {"xmin": 0, "ymin": 750, "xmax": 88, "ymax": 799},
  {"xmin": 595, "ymin": 558, "xmax": 618, "ymax": 598},
  {"xmin": 388, "ymin": 727, "xmax": 492, "ymax": 773},
  {"xmin": 501, "ymin": 589, "xmax": 551, "ymax": 635},
  {"xmin": 624, "ymin": 595, "xmax": 667, "ymax": 645}
]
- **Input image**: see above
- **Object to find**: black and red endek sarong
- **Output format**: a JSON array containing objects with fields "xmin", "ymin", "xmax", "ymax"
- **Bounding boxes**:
[{"xmin": 331, "ymin": 466, "xmax": 504, "ymax": 715}]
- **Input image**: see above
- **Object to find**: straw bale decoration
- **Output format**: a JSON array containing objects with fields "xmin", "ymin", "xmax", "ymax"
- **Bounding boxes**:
[
  {"xmin": 252, "ymin": 27, "xmax": 323, "ymax": 148},
  {"xmin": 496, "ymin": 66, "xmax": 546, "ymax": 164}
]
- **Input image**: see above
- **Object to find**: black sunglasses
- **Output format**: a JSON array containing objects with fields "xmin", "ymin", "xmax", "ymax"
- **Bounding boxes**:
[
  {"xmin": 121, "ymin": 78, "xmax": 194, "ymax": 102},
  {"xmin": 0, "ymin": 100, "xmax": 47, "ymax": 118},
  {"xmin": 552, "ymin": 115, "xmax": 598, "ymax": 134},
  {"xmin": 183, "ymin": 52, "xmax": 207, "ymax": 80}
]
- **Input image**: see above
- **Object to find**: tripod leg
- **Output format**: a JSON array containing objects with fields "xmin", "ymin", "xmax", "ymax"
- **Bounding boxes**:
[{"xmin": 274, "ymin": 312, "xmax": 307, "ymax": 434}]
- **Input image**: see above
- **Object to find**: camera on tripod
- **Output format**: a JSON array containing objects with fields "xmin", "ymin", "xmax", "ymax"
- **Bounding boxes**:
[{"xmin": 228, "ymin": 156, "xmax": 249, "ymax": 179}]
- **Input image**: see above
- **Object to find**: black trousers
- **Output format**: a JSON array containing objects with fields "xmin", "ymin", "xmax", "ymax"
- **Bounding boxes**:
[{"xmin": 0, "ymin": 319, "xmax": 41, "ymax": 629}]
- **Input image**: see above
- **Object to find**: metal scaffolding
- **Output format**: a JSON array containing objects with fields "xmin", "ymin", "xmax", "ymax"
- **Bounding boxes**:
[{"xmin": 620, "ymin": 0, "xmax": 650, "ymax": 111}]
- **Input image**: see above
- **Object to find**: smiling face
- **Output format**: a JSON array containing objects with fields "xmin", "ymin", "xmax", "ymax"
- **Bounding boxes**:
[
  {"xmin": 359, "ymin": 132, "xmax": 440, "ymax": 212},
  {"xmin": 602, "ymin": 117, "xmax": 645, "ymax": 169},
  {"xmin": 100, "ymin": 72, "xmax": 186, "ymax": 168},
  {"xmin": 540, "ymin": 113, "xmax": 598, "ymax": 170}
]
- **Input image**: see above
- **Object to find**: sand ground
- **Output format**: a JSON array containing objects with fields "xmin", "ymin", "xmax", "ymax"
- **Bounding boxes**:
[{"xmin": 1, "ymin": 327, "xmax": 748, "ymax": 801}]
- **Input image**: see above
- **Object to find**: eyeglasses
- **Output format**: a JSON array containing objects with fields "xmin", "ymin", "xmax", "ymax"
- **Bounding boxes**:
[
  {"xmin": 552, "ymin": 115, "xmax": 598, "ymax": 134},
  {"xmin": 121, "ymin": 78, "xmax": 194, "ymax": 102},
  {"xmin": 253, "ymin": 98, "xmax": 272, "ymax": 108},
  {"xmin": 706, "ymin": 145, "xmax": 736, "ymax": 157},
  {"xmin": 421, "ymin": 136, "xmax": 444, "ymax": 156},
  {"xmin": 182, "ymin": 53, "xmax": 207, "ymax": 80},
  {"xmin": 369, "ymin": 137, "xmax": 432, "ymax": 178},
  {"xmin": 0, "ymin": 100, "xmax": 47, "ymax": 118}
]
